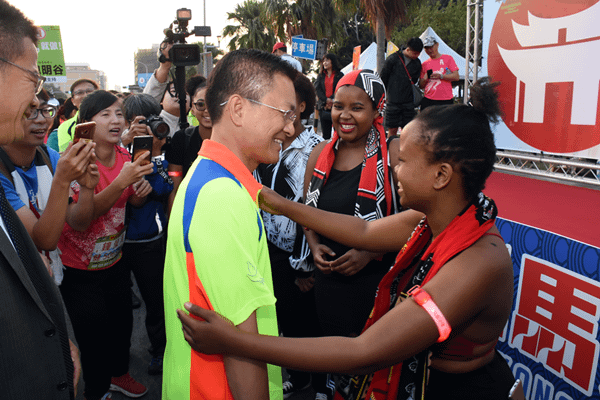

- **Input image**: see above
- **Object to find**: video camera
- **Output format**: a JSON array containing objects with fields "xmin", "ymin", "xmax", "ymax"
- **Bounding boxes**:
[
  {"xmin": 140, "ymin": 115, "xmax": 170, "ymax": 139},
  {"xmin": 161, "ymin": 8, "xmax": 211, "ymax": 67}
]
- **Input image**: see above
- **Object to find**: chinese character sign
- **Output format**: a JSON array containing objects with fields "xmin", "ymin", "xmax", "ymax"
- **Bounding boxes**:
[
  {"xmin": 37, "ymin": 26, "xmax": 66, "ymax": 84},
  {"xmin": 511, "ymin": 255, "xmax": 600, "ymax": 395},
  {"xmin": 496, "ymin": 218, "xmax": 600, "ymax": 399},
  {"xmin": 483, "ymin": 0, "xmax": 600, "ymax": 159},
  {"xmin": 291, "ymin": 37, "xmax": 318, "ymax": 60}
]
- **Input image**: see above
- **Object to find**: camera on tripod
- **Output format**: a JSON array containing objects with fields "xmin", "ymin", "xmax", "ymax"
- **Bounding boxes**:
[{"xmin": 161, "ymin": 8, "xmax": 211, "ymax": 67}]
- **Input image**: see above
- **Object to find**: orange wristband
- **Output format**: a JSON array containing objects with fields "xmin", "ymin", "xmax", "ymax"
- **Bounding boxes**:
[
  {"xmin": 407, "ymin": 285, "xmax": 451, "ymax": 343},
  {"xmin": 168, "ymin": 171, "xmax": 183, "ymax": 177}
]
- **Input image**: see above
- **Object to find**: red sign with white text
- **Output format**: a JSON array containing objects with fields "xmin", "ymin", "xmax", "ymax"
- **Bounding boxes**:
[{"xmin": 488, "ymin": 0, "xmax": 600, "ymax": 153}]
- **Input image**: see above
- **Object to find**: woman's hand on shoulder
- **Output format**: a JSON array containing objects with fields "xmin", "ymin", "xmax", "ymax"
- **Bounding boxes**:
[
  {"xmin": 178, "ymin": 302, "xmax": 236, "ymax": 355},
  {"xmin": 258, "ymin": 186, "xmax": 284, "ymax": 215}
]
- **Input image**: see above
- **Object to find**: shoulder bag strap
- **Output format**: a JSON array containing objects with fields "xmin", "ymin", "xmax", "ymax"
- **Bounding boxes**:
[{"xmin": 398, "ymin": 53, "xmax": 416, "ymax": 85}]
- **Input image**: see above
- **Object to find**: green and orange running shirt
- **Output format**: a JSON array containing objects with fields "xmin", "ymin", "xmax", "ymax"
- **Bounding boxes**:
[{"xmin": 163, "ymin": 140, "xmax": 282, "ymax": 400}]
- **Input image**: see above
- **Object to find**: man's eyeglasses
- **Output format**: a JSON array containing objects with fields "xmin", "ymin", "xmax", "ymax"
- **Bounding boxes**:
[
  {"xmin": 220, "ymin": 98, "xmax": 296, "ymax": 123},
  {"xmin": 0, "ymin": 57, "xmax": 45, "ymax": 94},
  {"xmin": 72, "ymin": 88, "xmax": 95, "ymax": 97},
  {"xmin": 193, "ymin": 100, "xmax": 206, "ymax": 111},
  {"xmin": 27, "ymin": 106, "xmax": 57, "ymax": 120}
]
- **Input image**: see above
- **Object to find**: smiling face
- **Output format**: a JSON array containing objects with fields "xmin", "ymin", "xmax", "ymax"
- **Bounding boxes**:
[
  {"xmin": 192, "ymin": 87, "xmax": 212, "ymax": 130},
  {"xmin": 240, "ymin": 73, "xmax": 296, "ymax": 169},
  {"xmin": 0, "ymin": 37, "xmax": 40, "ymax": 145},
  {"xmin": 394, "ymin": 121, "xmax": 438, "ymax": 212},
  {"xmin": 21, "ymin": 101, "xmax": 55, "ymax": 147},
  {"xmin": 331, "ymin": 85, "xmax": 379, "ymax": 144},
  {"xmin": 90, "ymin": 102, "xmax": 125, "ymax": 145}
]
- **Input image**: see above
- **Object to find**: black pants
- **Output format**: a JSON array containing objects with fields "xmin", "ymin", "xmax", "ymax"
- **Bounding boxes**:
[
  {"xmin": 60, "ymin": 259, "xmax": 132, "ymax": 400},
  {"xmin": 384, "ymin": 102, "xmax": 417, "ymax": 130},
  {"xmin": 319, "ymin": 110, "xmax": 333, "ymax": 140},
  {"xmin": 420, "ymin": 97, "xmax": 454, "ymax": 111},
  {"xmin": 122, "ymin": 236, "xmax": 167, "ymax": 357}
]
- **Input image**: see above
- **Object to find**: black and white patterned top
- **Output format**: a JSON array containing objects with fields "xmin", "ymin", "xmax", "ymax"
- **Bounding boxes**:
[{"xmin": 254, "ymin": 126, "xmax": 323, "ymax": 253}]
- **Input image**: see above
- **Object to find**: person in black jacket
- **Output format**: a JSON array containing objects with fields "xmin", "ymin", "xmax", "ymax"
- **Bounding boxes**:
[
  {"xmin": 380, "ymin": 37, "xmax": 423, "ymax": 136},
  {"xmin": 0, "ymin": 1, "xmax": 82, "ymax": 398},
  {"xmin": 314, "ymin": 53, "xmax": 344, "ymax": 140}
]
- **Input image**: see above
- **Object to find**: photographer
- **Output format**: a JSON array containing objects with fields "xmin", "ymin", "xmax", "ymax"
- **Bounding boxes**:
[
  {"xmin": 165, "ymin": 75, "xmax": 211, "ymax": 215},
  {"xmin": 121, "ymin": 93, "xmax": 174, "ymax": 375},
  {"xmin": 143, "ymin": 42, "xmax": 173, "ymax": 104}
]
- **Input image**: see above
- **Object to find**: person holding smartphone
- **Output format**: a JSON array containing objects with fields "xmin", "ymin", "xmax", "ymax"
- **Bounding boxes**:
[
  {"xmin": 57, "ymin": 90, "xmax": 154, "ymax": 400},
  {"xmin": 0, "ymin": 89, "xmax": 98, "ymax": 285},
  {"xmin": 418, "ymin": 35, "xmax": 460, "ymax": 111},
  {"xmin": 121, "ymin": 93, "xmax": 174, "ymax": 375}
]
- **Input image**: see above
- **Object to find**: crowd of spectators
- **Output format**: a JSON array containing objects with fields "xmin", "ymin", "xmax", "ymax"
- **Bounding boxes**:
[{"xmin": 1, "ymin": 2, "xmax": 515, "ymax": 399}]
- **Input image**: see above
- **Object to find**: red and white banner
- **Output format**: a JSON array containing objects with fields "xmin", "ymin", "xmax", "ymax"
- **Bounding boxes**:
[{"xmin": 484, "ymin": 0, "xmax": 600, "ymax": 160}]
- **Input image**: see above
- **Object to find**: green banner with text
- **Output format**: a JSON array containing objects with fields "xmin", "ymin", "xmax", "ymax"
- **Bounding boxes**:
[{"xmin": 37, "ymin": 25, "xmax": 66, "ymax": 83}]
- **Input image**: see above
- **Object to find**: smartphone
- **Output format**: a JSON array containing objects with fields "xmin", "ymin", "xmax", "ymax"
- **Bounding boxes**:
[
  {"xmin": 427, "ymin": 69, "xmax": 433, "ymax": 78},
  {"xmin": 508, "ymin": 379, "xmax": 525, "ymax": 400},
  {"xmin": 73, "ymin": 121, "xmax": 96, "ymax": 144},
  {"xmin": 131, "ymin": 135, "xmax": 153, "ymax": 165}
]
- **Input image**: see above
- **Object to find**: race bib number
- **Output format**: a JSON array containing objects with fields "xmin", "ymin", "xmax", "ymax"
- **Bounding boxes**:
[{"xmin": 88, "ymin": 228, "xmax": 126, "ymax": 270}]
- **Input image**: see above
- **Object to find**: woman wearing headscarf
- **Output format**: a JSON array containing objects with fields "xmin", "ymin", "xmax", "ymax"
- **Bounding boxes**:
[{"xmin": 294, "ymin": 69, "xmax": 401, "ymax": 397}]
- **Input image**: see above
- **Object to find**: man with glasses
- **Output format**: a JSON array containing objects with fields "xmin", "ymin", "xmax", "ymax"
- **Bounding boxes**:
[
  {"xmin": 0, "ymin": 1, "xmax": 83, "ymax": 399},
  {"xmin": 0, "ymin": 89, "xmax": 97, "ymax": 285},
  {"xmin": 57, "ymin": 78, "xmax": 99, "ymax": 151},
  {"xmin": 163, "ymin": 49, "xmax": 297, "ymax": 400}
]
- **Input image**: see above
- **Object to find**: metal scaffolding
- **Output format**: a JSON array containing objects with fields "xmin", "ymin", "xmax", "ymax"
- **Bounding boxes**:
[
  {"xmin": 495, "ymin": 150, "xmax": 600, "ymax": 189},
  {"xmin": 464, "ymin": 0, "xmax": 484, "ymax": 103}
]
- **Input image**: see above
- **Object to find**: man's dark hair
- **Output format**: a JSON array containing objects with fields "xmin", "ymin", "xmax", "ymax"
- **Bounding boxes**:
[
  {"xmin": 185, "ymin": 75, "xmax": 208, "ymax": 98},
  {"xmin": 122, "ymin": 93, "xmax": 162, "ymax": 122},
  {"xmin": 406, "ymin": 37, "xmax": 424, "ymax": 53},
  {"xmin": 205, "ymin": 49, "xmax": 297, "ymax": 124},
  {"xmin": 0, "ymin": 0, "xmax": 38, "ymax": 66},
  {"xmin": 294, "ymin": 72, "xmax": 316, "ymax": 120}
]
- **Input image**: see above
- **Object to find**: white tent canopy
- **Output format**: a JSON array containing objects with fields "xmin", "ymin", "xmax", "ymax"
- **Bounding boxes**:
[
  {"xmin": 341, "ymin": 27, "xmax": 471, "ymax": 79},
  {"xmin": 341, "ymin": 42, "xmax": 378, "ymax": 74}
]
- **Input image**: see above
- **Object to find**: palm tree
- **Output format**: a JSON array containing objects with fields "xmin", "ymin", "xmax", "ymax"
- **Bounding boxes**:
[
  {"xmin": 222, "ymin": 0, "xmax": 277, "ymax": 52},
  {"xmin": 361, "ymin": 0, "xmax": 411, "ymax": 72},
  {"xmin": 263, "ymin": 0, "xmax": 346, "ymax": 43}
]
